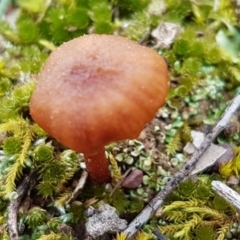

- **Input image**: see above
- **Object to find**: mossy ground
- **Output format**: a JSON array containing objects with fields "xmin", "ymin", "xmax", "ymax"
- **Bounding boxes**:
[{"xmin": 0, "ymin": 0, "xmax": 240, "ymax": 239}]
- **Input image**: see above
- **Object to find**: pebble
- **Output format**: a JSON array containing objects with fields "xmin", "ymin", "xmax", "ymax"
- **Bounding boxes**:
[{"xmin": 121, "ymin": 169, "xmax": 143, "ymax": 189}]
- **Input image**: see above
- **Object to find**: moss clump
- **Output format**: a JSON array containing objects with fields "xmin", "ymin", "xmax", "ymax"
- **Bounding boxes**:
[
  {"xmin": 158, "ymin": 177, "xmax": 238, "ymax": 240},
  {"xmin": 0, "ymin": 0, "xmax": 240, "ymax": 239}
]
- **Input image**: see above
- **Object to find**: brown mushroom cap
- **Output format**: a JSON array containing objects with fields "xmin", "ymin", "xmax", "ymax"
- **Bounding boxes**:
[{"xmin": 30, "ymin": 34, "xmax": 169, "ymax": 155}]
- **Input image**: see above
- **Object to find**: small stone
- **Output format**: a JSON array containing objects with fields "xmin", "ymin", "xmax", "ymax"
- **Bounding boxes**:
[
  {"xmin": 57, "ymin": 224, "xmax": 76, "ymax": 237},
  {"xmin": 227, "ymin": 175, "xmax": 239, "ymax": 186},
  {"xmin": 191, "ymin": 130, "xmax": 205, "ymax": 148},
  {"xmin": 155, "ymin": 207, "xmax": 163, "ymax": 218},
  {"xmin": 214, "ymin": 144, "xmax": 235, "ymax": 168},
  {"xmin": 151, "ymin": 22, "xmax": 182, "ymax": 49},
  {"xmin": 85, "ymin": 202, "xmax": 127, "ymax": 238},
  {"xmin": 121, "ymin": 169, "xmax": 143, "ymax": 189},
  {"xmin": 183, "ymin": 142, "xmax": 196, "ymax": 154},
  {"xmin": 190, "ymin": 144, "xmax": 226, "ymax": 175}
]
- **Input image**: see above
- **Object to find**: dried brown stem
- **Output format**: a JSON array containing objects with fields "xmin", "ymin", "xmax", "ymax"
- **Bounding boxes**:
[{"xmin": 8, "ymin": 172, "xmax": 36, "ymax": 240}]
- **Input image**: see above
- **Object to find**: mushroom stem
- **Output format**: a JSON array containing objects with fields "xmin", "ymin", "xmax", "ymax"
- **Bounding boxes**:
[{"xmin": 84, "ymin": 148, "xmax": 111, "ymax": 183}]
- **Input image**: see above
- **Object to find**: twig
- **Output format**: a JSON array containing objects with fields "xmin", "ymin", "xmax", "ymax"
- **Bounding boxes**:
[
  {"xmin": 153, "ymin": 229, "xmax": 169, "ymax": 240},
  {"xmin": 212, "ymin": 180, "xmax": 240, "ymax": 211},
  {"xmin": 123, "ymin": 92, "xmax": 240, "ymax": 238},
  {"xmin": 67, "ymin": 170, "xmax": 88, "ymax": 204},
  {"xmin": 8, "ymin": 172, "xmax": 36, "ymax": 240},
  {"xmin": 109, "ymin": 168, "xmax": 132, "ymax": 197}
]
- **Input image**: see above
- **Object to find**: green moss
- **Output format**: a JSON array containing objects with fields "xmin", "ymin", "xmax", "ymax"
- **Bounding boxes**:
[
  {"xmin": 3, "ymin": 137, "xmax": 22, "ymax": 155},
  {"xmin": 36, "ymin": 149, "xmax": 79, "ymax": 198},
  {"xmin": 16, "ymin": 0, "xmax": 47, "ymax": 14},
  {"xmin": 115, "ymin": 0, "xmax": 149, "ymax": 15},
  {"xmin": 163, "ymin": 0, "xmax": 192, "ymax": 22},
  {"xmin": 180, "ymin": 58, "xmax": 202, "ymax": 75},
  {"xmin": 159, "ymin": 177, "xmax": 237, "ymax": 239},
  {"xmin": 173, "ymin": 38, "xmax": 191, "ymax": 56},
  {"xmin": 33, "ymin": 144, "xmax": 54, "ymax": 162},
  {"xmin": 0, "ymin": 81, "xmax": 35, "ymax": 121},
  {"xmin": 66, "ymin": 7, "xmax": 89, "ymax": 29},
  {"xmin": 125, "ymin": 11, "xmax": 151, "ymax": 41},
  {"xmin": 0, "ymin": 0, "xmax": 240, "ymax": 239},
  {"xmin": 0, "ymin": 77, "xmax": 11, "ymax": 97},
  {"xmin": 24, "ymin": 207, "xmax": 48, "ymax": 229},
  {"xmin": 17, "ymin": 18, "xmax": 39, "ymax": 44}
]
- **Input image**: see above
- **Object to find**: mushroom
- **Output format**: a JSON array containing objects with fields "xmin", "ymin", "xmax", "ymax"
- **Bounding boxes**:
[{"xmin": 30, "ymin": 34, "xmax": 169, "ymax": 183}]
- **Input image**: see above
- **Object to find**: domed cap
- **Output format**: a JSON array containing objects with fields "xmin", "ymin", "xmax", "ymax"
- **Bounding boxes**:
[{"xmin": 30, "ymin": 34, "xmax": 169, "ymax": 155}]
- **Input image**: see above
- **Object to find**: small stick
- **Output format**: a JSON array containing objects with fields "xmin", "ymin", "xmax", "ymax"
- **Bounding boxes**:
[
  {"xmin": 212, "ymin": 180, "xmax": 240, "ymax": 211},
  {"xmin": 8, "ymin": 173, "xmax": 35, "ymax": 240},
  {"xmin": 67, "ymin": 170, "xmax": 88, "ymax": 204},
  {"xmin": 153, "ymin": 229, "xmax": 169, "ymax": 240},
  {"xmin": 109, "ymin": 168, "xmax": 132, "ymax": 198},
  {"xmin": 123, "ymin": 92, "xmax": 240, "ymax": 238}
]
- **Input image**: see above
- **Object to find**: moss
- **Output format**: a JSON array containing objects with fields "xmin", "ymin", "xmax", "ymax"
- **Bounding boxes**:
[
  {"xmin": 0, "ymin": 0, "xmax": 240, "ymax": 239},
  {"xmin": 158, "ymin": 177, "xmax": 237, "ymax": 239}
]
